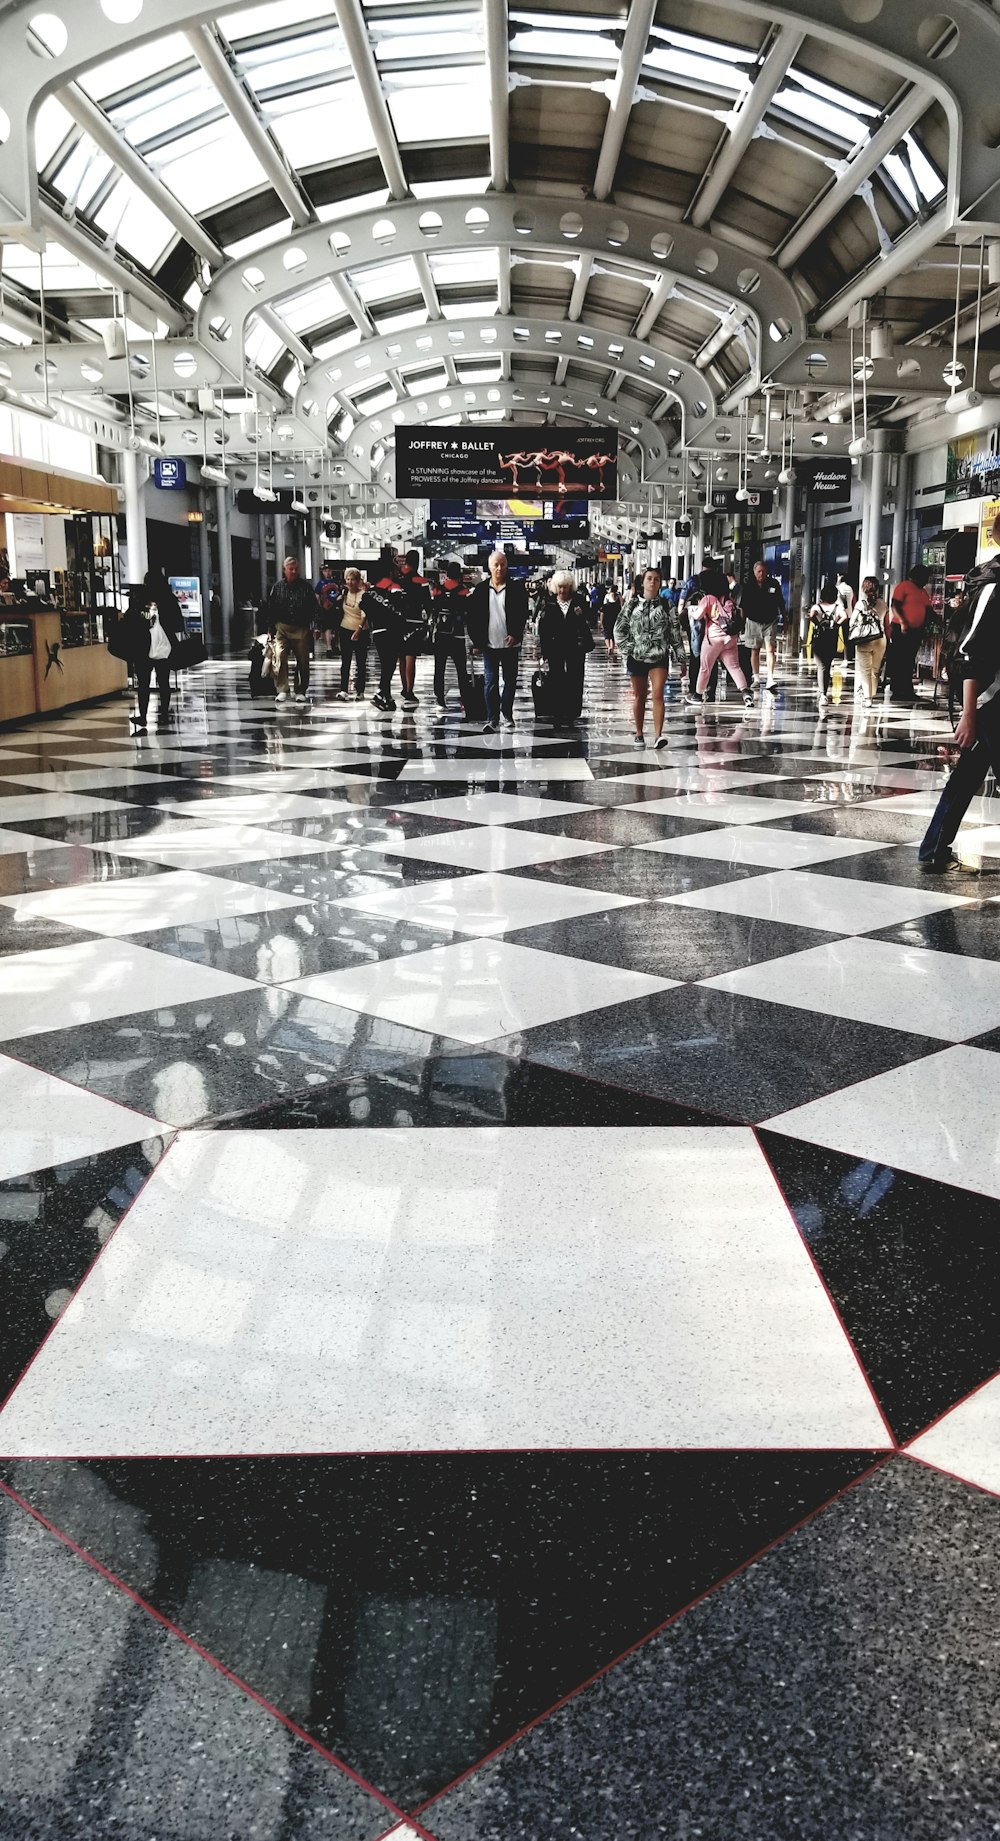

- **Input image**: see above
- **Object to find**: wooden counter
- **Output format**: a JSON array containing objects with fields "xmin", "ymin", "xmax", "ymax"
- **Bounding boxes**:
[{"xmin": 0, "ymin": 609, "xmax": 127, "ymax": 724}]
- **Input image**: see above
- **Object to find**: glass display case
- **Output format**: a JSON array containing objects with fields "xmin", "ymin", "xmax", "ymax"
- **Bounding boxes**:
[
  {"xmin": 59, "ymin": 610, "xmax": 106, "ymax": 648},
  {"xmin": 0, "ymin": 620, "xmax": 32, "ymax": 658},
  {"xmin": 63, "ymin": 513, "xmax": 123, "ymax": 612}
]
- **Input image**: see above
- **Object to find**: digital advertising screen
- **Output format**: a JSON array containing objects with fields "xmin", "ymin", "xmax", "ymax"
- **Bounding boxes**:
[{"xmin": 397, "ymin": 427, "xmax": 618, "ymax": 499}]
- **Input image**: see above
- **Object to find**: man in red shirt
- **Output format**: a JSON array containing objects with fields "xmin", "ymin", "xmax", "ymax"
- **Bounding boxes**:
[{"xmin": 888, "ymin": 564, "xmax": 932, "ymax": 703}]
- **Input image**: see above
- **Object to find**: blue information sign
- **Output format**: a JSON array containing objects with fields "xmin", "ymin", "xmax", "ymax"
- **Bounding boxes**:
[{"xmin": 153, "ymin": 458, "xmax": 187, "ymax": 490}]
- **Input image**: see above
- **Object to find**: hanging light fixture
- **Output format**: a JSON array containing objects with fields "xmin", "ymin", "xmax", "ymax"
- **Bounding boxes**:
[{"xmin": 947, "ymin": 235, "xmax": 986, "ymax": 415}]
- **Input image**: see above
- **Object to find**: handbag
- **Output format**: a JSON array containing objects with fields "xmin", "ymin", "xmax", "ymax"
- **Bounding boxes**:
[
  {"xmin": 105, "ymin": 619, "xmax": 131, "ymax": 661},
  {"xmin": 174, "ymin": 635, "xmax": 207, "ymax": 668},
  {"xmin": 531, "ymin": 667, "xmax": 557, "ymax": 719}
]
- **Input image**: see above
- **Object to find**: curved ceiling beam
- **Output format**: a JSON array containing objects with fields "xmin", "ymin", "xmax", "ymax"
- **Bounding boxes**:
[
  {"xmin": 297, "ymin": 314, "xmax": 716, "ymax": 435},
  {"xmin": 0, "ymin": 0, "xmax": 982, "ymax": 241},
  {"xmin": 193, "ymin": 195, "xmax": 804, "ymax": 360},
  {"xmin": 351, "ymin": 383, "xmax": 654, "ymax": 493}
]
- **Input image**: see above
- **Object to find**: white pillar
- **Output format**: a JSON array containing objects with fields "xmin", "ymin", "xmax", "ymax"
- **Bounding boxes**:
[
  {"xmin": 197, "ymin": 487, "xmax": 212, "ymax": 647},
  {"xmin": 781, "ymin": 478, "xmax": 796, "ymax": 544},
  {"xmin": 862, "ymin": 445, "xmax": 889, "ymax": 579},
  {"xmin": 694, "ymin": 510, "xmax": 706, "ymax": 568},
  {"xmin": 798, "ymin": 501, "xmax": 815, "ymax": 652},
  {"xmin": 121, "ymin": 448, "xmax": 147, "ymax": 586},
  {"xmin": 308, "ymin": 509, "xmax": 322, "ymax": 579},
  {"xmin": 891, "ymin": 451, "xmax": 910, "ymax": 588},
  {"xmin": 215, "ymin": 482, "xmax": 234, "ymax": 654}
]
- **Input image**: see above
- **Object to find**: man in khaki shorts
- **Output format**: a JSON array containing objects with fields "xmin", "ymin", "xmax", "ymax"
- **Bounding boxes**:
[{"xmin": 267, "ymin": 556, "xmax": 319, "ymax": 705}]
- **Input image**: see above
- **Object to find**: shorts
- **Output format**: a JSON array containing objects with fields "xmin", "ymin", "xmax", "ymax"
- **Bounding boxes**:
[
  {"xmin": 627, "ymin": 655, "xmax": 669, "ymax": 678},
  {"xmin": 741, "ymin": 619, "xmax": 777, "ymax": 650}
]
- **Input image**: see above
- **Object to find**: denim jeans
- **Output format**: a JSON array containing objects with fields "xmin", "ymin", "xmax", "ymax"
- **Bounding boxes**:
[
  {"xmin": 919, "ymin": 695, "xmax": 1000, "ymax": 861},
  {"xmin": 482, "ymin": 646, "xmax": 519, "ymax": 722}
]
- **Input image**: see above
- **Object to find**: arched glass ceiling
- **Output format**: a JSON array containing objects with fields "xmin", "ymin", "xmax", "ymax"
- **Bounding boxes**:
[{"xmin": 0, "ymin": 0, "xmax": 963, "ymax": 456}]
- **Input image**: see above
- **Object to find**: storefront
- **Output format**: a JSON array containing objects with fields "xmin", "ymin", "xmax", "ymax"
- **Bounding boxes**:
[{"xmin": 0, "ymin": 459, "xmax": 126, "ymax": 722}]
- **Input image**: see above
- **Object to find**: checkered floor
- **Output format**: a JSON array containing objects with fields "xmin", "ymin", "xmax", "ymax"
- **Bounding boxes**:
[{"xmin": 2, "ymin": 641, "xmax": 1000, "ymax": 1838}]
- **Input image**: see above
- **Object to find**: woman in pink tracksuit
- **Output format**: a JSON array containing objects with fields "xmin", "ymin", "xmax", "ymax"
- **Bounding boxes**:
[{"xmin": 695, "ymin": 573, "xmax": 754, "ymax": 708}]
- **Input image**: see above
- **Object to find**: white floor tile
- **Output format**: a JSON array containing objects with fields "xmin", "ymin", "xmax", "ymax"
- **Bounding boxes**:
[
  {"xmin": 907, "ymin": 1374, "xmax": 1000, "ymax": 1493},
  {"xmin": 0, "ymin": 828, "xmax": 74, "ymax": 856},
  {"xmin": 0, "ymin": 1054, "xmax": 160, "ymax": 1180},
  {"xmin": 398, "ymin": 756, "xmax": 595, "ymax": 781},
  {"xmin": 638, "ymin": 828, "xmax": 882, "ymax": 870},
  {"xmin": 101, "ymin": 823, "xmax": 337, "ymax": 869},
  {"xmin": 52, "ymin": 749, "xmax": 195, "ymax": 767},
  {"xmin": 156, "ymin": 792, "xmax": 360, "ymax": 823},
  {"xmin": 3, "ymin": 768, "xmax": 183, "ymax": 792},
  {"xmin": 392, "ymin": 792, "xmax": 584, "ymax": 825},
  {"xmin": 0, "ymin": 937, "xmax": 255, "ymax": 1038},
  {"xmin": 622, "ymin": 791, "xmax": 812, "ymax": 824},
  {"xmin": 0, "ymin": 792, "xmax": 139, "ymax": 821},
  {"xmin": 337, "ymin": 869, "xmax": 639, "ymax": 938},
  {"xmin": 363, "ymin": 827, "xmax": 610, "ymax": 871},
  {"xmin": 765, "ymin": 1045, "xmax": 1000, "ymax": 1200},
  {"xmin": 0, "ymin": 869, "xmax": 307, "ymax": 937},
  {"xmin": 212, "ymin": 769, "xmax": 375, "ymax": 794},
  {"xmin": 667, "ymin": 869, "xmax": 967, "ymax": 934},
  {"xmin": 290, "ymin": 934, "xmax": 670, "ymax": 1041},
  {"xmin": 704, "ymin": 935, "xmax": 1000, "ymax": 1040},
  {"xmin": 0, "ymin": 1126, "xmax": 891, "ymax": 1455},
  {"xmin": 615, "ymin": 770, "xmax": 784, "ymax": 792}
]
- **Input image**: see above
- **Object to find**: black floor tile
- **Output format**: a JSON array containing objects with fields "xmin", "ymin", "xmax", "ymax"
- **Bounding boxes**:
[
  {"xmin": 510, "ymin": 845, "xmax": 766, "ymax": 900},
  {"xmin": 0, "ymin": 848, "xmax": 170, "ymax": 897},
  {"xmin": 210, "ymin": 846, "xmax": 480, "ymax": 895},
  {"xmin": 872, "ymin": 902, "xmax": 1000, "ymax": 954},
  {"xmin": 4, "ymin": 987, "xmax": 471, "ymax": 1128},
  {"xmin": 504, "ymin": 805, "xmax": 706, "ymax": 845},
  {"xmin": 0, "ymin": 908, "xmax": 98, "ymax": 953},
  {"xmin": 129, "ymin": 907, "xmax": 455, "ymax": 986},
  {"xmin": 769, "ymin": 807, "xmax": 931, "ymax": 844},
  {"xmin": 494, "ymin": 984, "xmax": 942, "ymax": 1123},
  {"xmin": 216, "ymin": 1053, "xmax": 723, "ymax": 1129},
  {"xmin": 423, "ymin": 1460, "xmax": 1000, "ymax": 1841},
  {"xmin": 0, "ymin": 1486, "xmax": 392, "ymax": 1840},
  {"xmin": 506, "ymin": 904, "xmax": 829, "ymax": 982},
  {"xmin": 760, "ymin": 1132, "xmax": 1000, "ymax": 1444},
  {"xmin": 0, "ymin": 1138, "xmax": 167, "ymax": 1404},
  {"xmin": 808, "ymin": 845, "xmax": 991, "ymax": 892},
  {"xmin": 0, "ymin": 1451, "xmax": 882, "ymax": 1811}
]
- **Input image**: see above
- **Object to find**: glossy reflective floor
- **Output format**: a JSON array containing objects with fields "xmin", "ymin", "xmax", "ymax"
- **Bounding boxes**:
[{"xmin": 1, "ymin": 643, "xmax": 1000, "ymax": 1838}]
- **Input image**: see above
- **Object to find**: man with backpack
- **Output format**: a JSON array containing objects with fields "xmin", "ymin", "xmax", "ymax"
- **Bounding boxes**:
[
  {"xmin": 919, "ymin": 515, "xmax": 1000, "ymax": 872},
  {"xmin": 362, "ymin": 558, "xmax": 405, "ymax": 713},
  {"xmin": 397, "ymin": 549, "xmax": 432, "ymax": 710}
]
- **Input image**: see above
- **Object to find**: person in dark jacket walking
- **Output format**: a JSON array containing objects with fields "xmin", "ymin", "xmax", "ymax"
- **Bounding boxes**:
[
  {"xmin": 465, "ymin": 552, "xmax": 529, "ymax": 733},
  {"xmin": 362, "ymin": 565, "xmax": 405, "ymax": 712},
  {"xmin": 738, "ymin": 560, "xmax": 786, "ymax": 690},
  {"xmin": 919, "ymin": 519, "xmax": 1000, "ymax": 871},
  {"xmin": 120, "ymin": 578, "xmax": 185, "ymax": 732},
  {"xmin": 398, "ymin": 549, "xmax": 432, "ymax": 709},
  {"xmin": 266, "ymin": 556, "xmax": 319, "ymax": 704},
  {"xmin": 538, "ymin": 570, "xmax": 594, "ymax": 727},
  {"xmin": 429, "ymin": 561, "xmax": 471, "ymax": 710}
]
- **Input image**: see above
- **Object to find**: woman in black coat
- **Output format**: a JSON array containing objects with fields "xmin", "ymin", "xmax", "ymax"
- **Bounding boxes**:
[
  {"xmin": 120, "ymin": 575, "xmax": 186, "ymax": 731},
  {"xmin": 537, "ymin": 570, "xmax": 595, "ymax": 727}
]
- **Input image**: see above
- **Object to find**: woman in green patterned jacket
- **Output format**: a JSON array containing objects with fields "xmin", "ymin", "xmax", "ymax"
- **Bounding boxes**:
[{"xmin": 611, "ymin": 567, "xmax": 689, "ymax": 749}]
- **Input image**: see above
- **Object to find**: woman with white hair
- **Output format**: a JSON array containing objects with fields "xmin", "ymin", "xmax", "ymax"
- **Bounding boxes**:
[{"xmin": 538, "ymin": 569, "xmax": 595, "ymax": 728}]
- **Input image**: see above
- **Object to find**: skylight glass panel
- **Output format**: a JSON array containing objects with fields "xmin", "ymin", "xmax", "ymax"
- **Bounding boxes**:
[
  {"xmin": 111, "ymin": 72, "xmax": 222, "ymax": 150},
  {"xmin": 224, "ymin": 219, "xmax": 294, "ymax": 260},
  {"xmin": 456, "ymin": 360, "xmax": 502, "ymax": 382},
  {"xmin": 0, "ymin": 321, "xmax": 32, "ymax": 348},
  {"xmin": 904, "ymin": 133, "xmax": 946, "ymax": 202},
  {"xmin": 372, "ymin": 18, "xmax": 482, "ymax": 61},
  {"xmin": 642, "ymin": 44, "xmax": 748, "ymax": 91},
  {"xmin": 351, "ymin": 256, "xmax": 421, "ymax": 305},
  {"xmin": 316, "ymin": 191, "xmax": 389, "ymax": 223},
  {"xmin": 353, "ymin": 385, "xmax": 396, "ymax": 415},
  {"xmin": 2, "ymin": 244, "xmax": 101, "ymax": 291},
  {"xmin": 94, "ymin": 181, "xmax": 176, "ymax": 270},
  {"xmin": 244, "ymin": 318, "xmax": 285, "ymax": 370},
  {"xmin": 266, "ymin": 84, "xmax": 376, "ymax": 166},
  {"xmin": 388, "ymin": 67, "xmax": 489, "ymax": 143},
  {"xmin": 156, "ymin": 120, "xmax": 270, "ymax": 214},
  {"xmin": 882, "ymin": 152, "xmax": 918, "ymax": 213},
  {"xmin": 509, "ymin": 26, "xmax": 616, "ymax": 62},
  {"xmin": 773, "ymin": 83, "xmax": 869, "ymax": 145},
  {"xmin": 34, "ymin": 96, "xmax": 75, "ymax": 170},
  {"xmin": 440, "ymin": 298, "xmax": 498, "ymax": 319},
  {"xmin": 429, "ymin": 247, "xmax": 498, "ymax": 288},
  {"xmin": 402, "ymin": 367, "xmax": 449, "ymax": 392},
  {"xmin": 372, "ymin": 306, "xmax": 429, "ymax": 334},
  {"xmin": 51, "ymin": 138, "xmax": 114, "ymax": 212},
  {"xmin": 78, "ymin": 36, "xmax": 191, "ymax": 103},
  {"xmin": 239, "ymin": 27, "xmax": 350, "ymax": 91},
  {"xmin": 313, "ymin": 326, "xmax": 363, "ymax": 358},
  {"xmin": 411, "ymin": 177, "xmax": 491, "ymax": 198},
  {"xmin": 220, "ymin": 0, "xmax": 333, "ymax": 38},
  {"xmin": 280, "ymin": 279, "xmax": 343, "ymax": 333}
]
